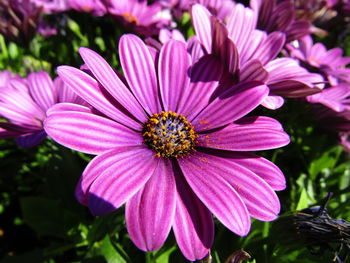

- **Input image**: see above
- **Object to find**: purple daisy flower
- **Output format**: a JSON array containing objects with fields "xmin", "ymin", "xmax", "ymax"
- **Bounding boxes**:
[
  {"xmin": 45, "ymin": 34, "xmax": 290, "ymax": 260},
  {"xmin": 191, "ymin": 3, "xmax": 323, "ymax": 109},
  {"xmin": 0, "ymin": 72, "xmax": 86, "ymax": 147},
  {"xmin": 70, "ymin": 0, "xmax": 107, "ymax": 16},
  {"xmin": 307, "ymin": 83, "xmax": 350, "ymax": 112},
  {"xmin": 250, "ymin": 0, "xmax": 311, "ymax": 42},
  {"xmin": 105, "ymin": 0, "xmax": 172, "ymax": 37},
  {"xmin": 29, "ymin": 0, "xmax": 70, "ymax": 14},
  {"xmin": 286, "ymin": 35, "xmax": 350, "ymax": 85}
]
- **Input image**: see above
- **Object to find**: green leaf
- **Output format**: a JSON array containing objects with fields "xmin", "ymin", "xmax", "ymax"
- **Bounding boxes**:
[{"xmin": 296, "ymin": 188, "xmax": 309, "ymax": 210}]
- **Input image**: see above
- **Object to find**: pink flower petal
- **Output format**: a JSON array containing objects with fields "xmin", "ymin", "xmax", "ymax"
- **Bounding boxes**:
[
  {"xmin": 0, "ymin": 102, "xmax": 42, "ymax": 129},
  {"xmin": 86, "ymin": 147, "xmax": 160, "ymax": 215},
  {"xmin": 240, "ymin": 59, "xmax": 268, "ymax": 83},
  {"xmin": 27, "ymin": 72, "xmax": 57, "ymax": 111},
  {"xmin": 79, "ymin": 47, "xmax": 147, "ymax": 123},
  {"xmin": 126, "ymin": 159, "xmax": 176, "ymax": 251},
  {"xmin": 183, "ymin": 151, "xmax": 281, "ymax": 221},
  {"xmin": 250, "ymin": 31, "xmax": 285, "ymax": 65},
  {"xmin": 0, "ymin": 87, "xmax": 45, "ymax": 121},
  {"xmin": 227, "ymin": 3, "xmax": 256, "ymax": 55},
  {"xmin": 178, "ymin": 154, "xmax": 251, "ymax": 236},
  {"xmin": 173, "ymin": 163, "xmax": 213, "ymax": 261},
  {"xmin": 197, "ymin": 117, "xmax": 290, "ymax": 151},
  {"xmin": 191, "ymin": 4, "xmax": 212, "ymax": 53},
  {"xmin": 57, "ymin": 66, "xmax": 142, "ymax": 130},
  {"xmin": 221, "ymin": 151, "xmax": 286, "ymax": 191},
  {"xmin": 44, "ymin": 103, "xmax": 144, "ymax": 155},
  {"xmin": 158, "ymin": 40, "xmax": 191, "ymax": 112},
  {"xmin": 192, "ymin": 82, "xmax": 268, "ymax": 132},
  {"xmin": 119, "ymin": 34, "xmax": 161, "ymax": 115},
  {"xmin": 178, "ymin": 55, "xmax": 223, "ymax": 121},
  {"xmin": 211, "ymin": 17, "xmax": 239, "ymax": 75},
  {"xmin": 261, "ymin": 95, "xmax": 285, "ymax": 110}
]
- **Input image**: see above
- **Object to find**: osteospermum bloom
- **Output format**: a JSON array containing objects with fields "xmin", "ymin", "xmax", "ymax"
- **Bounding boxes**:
[
  {"xmin": 106, "ymin": 0, "xmax": 171, "ymax": 36},
  {"xmin": 46, "ymin": 34, "xmax": 290, "ymax": 260},
  {"xmin": 250, "ymin": 0, "xmax": 310, "ymax": 42},
  {"xmin": 0, "ymin": 72, "xmax": 86, "ymax": 147},
  {"xmin": 191, "ymin": 4, "xmax": 323, "ymax": 109},
  {"xmin": 286, "ymin": 35, "xmax": 350, "ymax": 85}
]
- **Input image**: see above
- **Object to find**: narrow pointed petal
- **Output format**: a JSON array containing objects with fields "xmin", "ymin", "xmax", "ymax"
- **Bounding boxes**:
[
  {"xmin": 173, "ymin": 163, "xmax": 214, "ymax": 261},
  {"xmin": 186, "ymin": 151, "xmax": 281, "ymax": 221},
  {"xmin": 45, "ymin": 103, "xmax": 143, "ymax": 155},
  {"xmin": 191, "ymin": 4, "xmax": 212, "ymax": 53},
  {"xmin": 178, "ymin": 155, "xmax": 250, "ymax": 236},
  {"xmin": 159, "ymin": 40, "xmax": 191, "ymax": 112},
  {"xmin": 215, "ymin": 151, "xmax": 286, "ymax": 191},
  {"xmin": 0, "ymin": 103, "xmax": 42, "ymax": 129},
  {"xmin": 86, "ymin": 147, "xmax": 160, "ymax": 216},
  {"xmin": 0, "ymin": 88, "xmax": 45, "ymax": 120},
  {"xmin": 178, "ymin": 55, "xmax": 223, "ymax": 121},
  {"xmin": 250, "ymin": 32, "xmax": 285, "ymax": 65},
  {"xmin": 57, "ymin": 66, "xmax": 142, "ymax": 130},
  {"xmin": 198, "ymin": 118, "xmax": 290, "ymax": 151},
  {"xmin": 27, "ymin": 72, "xmax": 57, "ymax": 111},
  {"xmin": 240, "ymin": 59, "xmax": 268, "ymax": 83},
  {"xmin": 227, "ymin": 3, "xmax": 256, "ymax": 54},
  {"xmin": 79, "ymin": 47, "xmax": 147, "ymax": 122},
  {"xmin": 119, "ymin": 34, "xmax": 161, "ymax": 115},
  {"xmin": 192, "ymin": 82, "xmax": 268, "ymax": 132},
  {"xmin": 187, "ymin": 36, "xmax": 206, "ymax": 64},
  {"xmin": 266, "ymin": 58, "xmax": 324, "ymax": 97},
  {"xmin": 126, "ymin": 159, "xmax": 176, "ymax": 251},
  {"xmin": 211, "ymin": 17, "xmax": 239, "ymax": 75}
]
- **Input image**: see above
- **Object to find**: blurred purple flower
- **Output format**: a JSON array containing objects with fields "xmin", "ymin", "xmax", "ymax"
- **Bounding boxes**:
[
  {"xmin": 286, "ymin": 35, "xmax": 350, "ymax": 85},
  {"xmin": 0, "ymin": 72, "xmax": 86, "ymax": 147},
  {"xmin": 46, "ymin": 34, "xmax": 290, "ymax": 260},
  {"xmin": 162, "ymin": 0, "xmax": 235, "ymax": 20},
  {"xmin": 191, "ymin": 4, "xmax": 323, "ymax": 109},
  {"xmin": 250, "ymin": 0, "xmax": 310, "ymax": 42},
  {"xmin": 70, "ymin": 0, "xmax": 107, "ymax": 16},
  {"xmin": 0, "ymin": 70, "xmax": 20, "ymax": 88},
  {"xmin": 105, "ymin": 0, "xmax": 172, "ymax": 36},
  {"xmin": 307, "ymin": 83, "xmax": 350, "ymax": 112},
  {"xmin": 29, "ymin": 0, "xmax": 70, "ymax": 14}
]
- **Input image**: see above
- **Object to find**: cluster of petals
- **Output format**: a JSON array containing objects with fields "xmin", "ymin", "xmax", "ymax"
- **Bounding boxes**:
[
  {"xmin": 162, "ymin": 0, "xmax": 235, "ymax": 20},
  {"xmin": 250, "ymin": 0, "xmax": 310, "ymax": 42},
  {"xmin": 287, "ymin": 35, "xmax": 350, "ymax": 85},
  {"xmin": 0, "ymin": 71, "xmax": 85, "ymax": 147},
  {"xmin": 45, "ymin": 34, "xmax": 290, "ymax": 261},
  {"xmin": 287, "ymin": 35, "xmax": 350, "ymax": 151},
  {"xmin": 29, "ymin": 0, "xmax": 70, "ymax": 14},
  {"xmin": 105, "ymin": 0, "xmax": 172, "ymax": 37},
  {"xmin": 191, "ymin": 3, "xmax": 323, "ymax": 109}
]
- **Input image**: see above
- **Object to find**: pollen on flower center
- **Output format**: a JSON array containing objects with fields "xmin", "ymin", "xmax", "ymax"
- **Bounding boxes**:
[
  {"xmin": 142, "ymin": 111, "xmax": 197, "ymax": 158},
  {"xmin": 122, "ymin": 13, "xmax": 139, "ymax": 24}
]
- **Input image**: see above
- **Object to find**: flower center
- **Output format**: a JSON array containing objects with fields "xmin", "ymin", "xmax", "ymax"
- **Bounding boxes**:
[
  {"xmin": 122, "ymin": 13, "xmax": 139, "ymax": 25},
  {"xmin": 143, "ymin": 111, "xmax": 197, "ymax": 158}
]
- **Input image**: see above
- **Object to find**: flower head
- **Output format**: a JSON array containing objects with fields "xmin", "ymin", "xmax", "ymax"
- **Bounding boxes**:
[
  {"xmin": 46, "ymin": 34, "xmax": 290, "ymax": 260},
  {"xmin": 29, "ymin": 0, "xmax": 70, "ymax": 14},
  {"xmin": 191, "ymin": 3, "xmax": 323, "ymax": 109},
  {"xmin": 106, "ymin": 0, "xmax": 172, "ymax": 36},
  {"xmin": 70, "ymin": 0, "xmax": 106, "ymax": 16},
  {"xmin": 287, "ymin": 35, "xmax": 350, "ymax": 85},
  {"xmin": 0, "ymin": 72, "xmax": 85, "ymax": 147}
]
